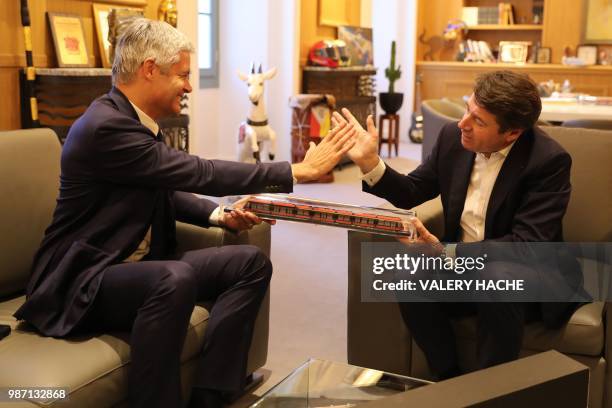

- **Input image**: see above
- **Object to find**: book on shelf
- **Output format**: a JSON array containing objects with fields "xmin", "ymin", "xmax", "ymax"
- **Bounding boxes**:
[{"xmin": 498, "ymin": 3, "xmax": 515, "ymax": 25}]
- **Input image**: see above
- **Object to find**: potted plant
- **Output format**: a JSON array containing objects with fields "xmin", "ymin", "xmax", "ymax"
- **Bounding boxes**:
[{"xmin": 379, "ymin": 40, "xmax": 403, "ymax": 115}]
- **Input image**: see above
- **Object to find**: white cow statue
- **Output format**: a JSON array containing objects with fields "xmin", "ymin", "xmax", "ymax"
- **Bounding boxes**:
[{"xmin": 237, "ymin": 63, "xmax": 277, "ymax": 163}]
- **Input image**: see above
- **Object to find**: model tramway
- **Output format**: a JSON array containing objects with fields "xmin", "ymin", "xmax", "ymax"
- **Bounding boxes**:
[{"xmin": 226, "ymin": 194, "xmax": 415, "ymax": 237}]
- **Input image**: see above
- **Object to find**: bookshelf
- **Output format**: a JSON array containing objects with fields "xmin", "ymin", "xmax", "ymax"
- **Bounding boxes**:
[
  {"xmin": 414, "ymin": 0, "xmax": 612, "ymax": 103},
  {"xmin": 415, "ymin": 0, "xmax": 580, "ymax": 64}
]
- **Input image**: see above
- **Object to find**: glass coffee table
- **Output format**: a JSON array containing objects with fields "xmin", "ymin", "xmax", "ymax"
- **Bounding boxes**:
[{"xmin": 250, "ymin": 358, "xmax": 431, "ymax": 407}]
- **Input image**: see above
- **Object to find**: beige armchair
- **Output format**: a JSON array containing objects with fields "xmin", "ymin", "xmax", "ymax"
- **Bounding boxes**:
[
  {"xmin": 0, "ymin": 128, "xmax": 270, "ymax": 407},
  {"xmin": 347, "ymin": 126, "xmax": 612, "ymax": 408}
]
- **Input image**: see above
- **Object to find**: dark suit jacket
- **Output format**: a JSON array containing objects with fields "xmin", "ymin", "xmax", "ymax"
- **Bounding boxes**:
[
  {"xmin": 15, "ymin": 87, "xmax": 293, "ymax": 336},
  {"xmin": 365, "ymin": 122, "xmax": 579, "ymax": 327}
]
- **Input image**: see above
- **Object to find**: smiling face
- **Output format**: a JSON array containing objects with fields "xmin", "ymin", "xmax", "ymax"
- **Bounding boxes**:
[
  {"xmin": 151, "ymin": 51, "xmax": 192, "ymax": 116},
  {"xmin": 457, "ymin": 94, "xmax": 522, "ymax": 155}
]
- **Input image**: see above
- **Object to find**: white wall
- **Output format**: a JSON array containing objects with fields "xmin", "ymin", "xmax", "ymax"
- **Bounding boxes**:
[
  {"xmin": 188, "ymin": 0, "xmax": 416, "ymax": 157},
  {"xmin": 371, "ymin": 0, "xmax": 417, "ymax": 140},
  {"xmin": 209, "ymin": 0, "xmax": 300, "ymax": 161}
]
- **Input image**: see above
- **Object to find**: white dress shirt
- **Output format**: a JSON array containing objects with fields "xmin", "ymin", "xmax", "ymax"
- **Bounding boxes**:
[{"xmin": 361, "ymin": 141, "xmax": 515, "ymax": 244}]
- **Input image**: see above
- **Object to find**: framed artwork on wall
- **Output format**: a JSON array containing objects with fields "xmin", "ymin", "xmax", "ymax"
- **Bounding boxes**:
[
  {"xmin": 583, "ymin": 0, "xmax": 612, "ymax": 44},
  {"xmin": 338, "ymin": 26, "xmax": 374, "ymax": 66},
  {"xmin": 47, "ymin": 13, "xmax": 91, "ymax": 68},
  {"xmin": 93, "ymin": 3, "xmax": 142, "ymax": 68}
]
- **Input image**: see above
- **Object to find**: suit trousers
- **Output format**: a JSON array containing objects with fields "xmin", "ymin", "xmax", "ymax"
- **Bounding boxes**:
[
  {"xmin": 398, "ymin": 301, "xmax": 539, "ymax": 380},
  {"xmin": 79, "ymin": 244, "xmax": 272, "ymax": 408}
]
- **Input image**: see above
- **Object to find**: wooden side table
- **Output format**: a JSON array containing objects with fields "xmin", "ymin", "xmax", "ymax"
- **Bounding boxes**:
[{"xmin": 378, "ymin": 114, "xmax": 400, "ymax": 157}]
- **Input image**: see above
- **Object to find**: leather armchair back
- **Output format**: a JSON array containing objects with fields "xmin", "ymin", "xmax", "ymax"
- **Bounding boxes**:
[{"xmin": 0, "ymin": 129, "xmax": 60, "ymax": 298}]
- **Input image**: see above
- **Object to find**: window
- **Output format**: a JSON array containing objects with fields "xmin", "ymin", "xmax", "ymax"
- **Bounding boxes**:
[{"xmin": 198, "ymin": 0, "xmax": 219, "ymax": 88}]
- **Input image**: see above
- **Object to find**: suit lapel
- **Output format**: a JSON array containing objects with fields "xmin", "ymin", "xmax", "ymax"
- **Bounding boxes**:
[
  {"xmin": 446, "ymin": 148, "xmax": 475, "ymax": 241},
  {"xmin": 484, "ymin": 130, "xmax": 534, "ymax": 237}
]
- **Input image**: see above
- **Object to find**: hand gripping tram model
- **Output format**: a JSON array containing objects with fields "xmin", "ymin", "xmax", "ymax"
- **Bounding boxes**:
[{"xmin": 224, "ymin": 194, "xmax": 416, "ymax": 238}]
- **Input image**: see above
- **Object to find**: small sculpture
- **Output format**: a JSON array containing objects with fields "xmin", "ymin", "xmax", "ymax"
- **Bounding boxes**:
[
  {"xmin": 237, "ymin": 63, "xmax": 277, "ymax": 163},
  {"xmin": 158, "ymin": 0, "xmax": 177, "ymax": 27}
]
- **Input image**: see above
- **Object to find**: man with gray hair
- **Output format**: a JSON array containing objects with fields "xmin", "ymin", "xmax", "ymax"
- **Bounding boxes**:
[{"xmin": 15, "ymin": 19, "xmax": 356, "ymax": 408}]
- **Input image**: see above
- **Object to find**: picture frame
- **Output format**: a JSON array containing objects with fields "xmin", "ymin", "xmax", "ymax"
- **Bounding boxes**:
[
  {"xmin": 47, "ymin": 13, "xmax": 91, "ymax": 67},
  {"xmin": 498, "ymin": 41, "xmax": 530, "ymax": 64},
  {"xmin": 582, "ymin": 0, "xmax": 612, "ymax": 44},
  {"xmin": 598, "ymin": 45, "xmax": 612, "ymax": 65},
  {"xmin": 93, "ymin": 3, "xmax": 142, "ymax": 68},
  {"xmin": 577, "ymin": 45, "xmax": 598, "ymax": 65},
  {"xmin": 338, "ymin": 26, "xmax": 374, "ymax": 66},
  {"xmin": 535, "ymin": 47, "xmax": 551, "ymax": 64}
]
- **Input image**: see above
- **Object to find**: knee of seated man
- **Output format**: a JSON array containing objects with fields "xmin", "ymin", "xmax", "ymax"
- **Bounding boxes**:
[
  {"xmin": 234, "ymin": 245, "xmax": 273, "ymax": 282},
  {"xmin": 157, "ymin": 261, "xmax": 198, "ymax": 301}
]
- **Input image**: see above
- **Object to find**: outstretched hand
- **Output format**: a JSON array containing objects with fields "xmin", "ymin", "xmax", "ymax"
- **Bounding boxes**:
[
  {"xmin": 291, "ymin": 119, "xmax": 356, "ymax": 182},
  {"xmin": 333, "ymin": 108, "xmax": 380, "ymax": 173}
]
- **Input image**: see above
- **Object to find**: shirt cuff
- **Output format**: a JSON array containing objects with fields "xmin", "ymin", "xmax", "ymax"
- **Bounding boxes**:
[
  {"xmin": 208, "ymin": 206, "xmax": 222, "ymax": 226},
  {"xmin": 360, "ymin": 158, "xmax": 386, "ymax": 187}
]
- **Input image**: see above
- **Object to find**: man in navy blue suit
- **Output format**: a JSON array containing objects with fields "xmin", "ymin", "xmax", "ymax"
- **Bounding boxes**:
[
  {"xmin": 337, "ymin": 71, "xmax": 579, "ymax": 381},
  {"xmin": 15, "ymin": 19, "xmax": 355, "ymax": 408}
]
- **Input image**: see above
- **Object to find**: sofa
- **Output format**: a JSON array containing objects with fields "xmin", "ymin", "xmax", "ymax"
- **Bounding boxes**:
[
  {"xmin": 0, "ymin": 128, "xmax": 271, "ymax": 407},
  {"xmin": 347, "ymin": 125, "xmax": 612, "ymax": 408}
]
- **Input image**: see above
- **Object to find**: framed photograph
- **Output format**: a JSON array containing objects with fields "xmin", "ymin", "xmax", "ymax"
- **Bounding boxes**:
[
  {"xmin": 598, "ymin": 45, "xmax": 612, "ymax": 65},
  {"xmin": 583, "ymin": 0, "xmax": 612, "ymax": 44},
  {"xmin": 338, "ymin": 26, "xmax": 374, "ymax": 66},
  {"xmin": 93, "ymin": 3, "xmax": 142, "ymax": 68},
  {"xmin": 47, "ymin": 13, "xmax": 91, "ymax": 67},
  {"xmin": 498, "ymin": 41, "xmax": 531, "ymax": 63},
  {"xmin": 535, "ymin": 47, "xmax": 551, "ymax": 64},
  {"xmin": 577, "ymin": 45, "xmax": 598, "ymax": 65}
]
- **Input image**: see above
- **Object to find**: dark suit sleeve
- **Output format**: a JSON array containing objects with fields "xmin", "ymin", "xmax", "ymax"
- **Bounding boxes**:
[
  {"xmin": 172, "ymin": 191, "xmax": 219, "ymax": 227},
  {"xmin": 90, "ymin": 118, "xmax": 293, "ymax": 196},
  {"xmin": 458, "ymin": 150, "xmax": 572, "ymax": 257},
  {"xmin": 363, "ymin": 130, "xmax": 442, "ymax": 210}
]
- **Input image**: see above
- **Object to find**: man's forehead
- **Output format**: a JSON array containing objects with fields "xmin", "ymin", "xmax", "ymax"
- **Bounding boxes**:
[{"xmin": 468, "ymin": 95, "xmax": 492, "ymax": 118}]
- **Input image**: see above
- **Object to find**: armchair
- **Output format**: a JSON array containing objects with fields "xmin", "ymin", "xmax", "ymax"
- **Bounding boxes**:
[
  {"xmin": 348, "ymin": 126, "xmax": 612, "ymax": 408},
  {"xmin": 0, "ymin": 128, "xmax": 270, "ymax": 407}
]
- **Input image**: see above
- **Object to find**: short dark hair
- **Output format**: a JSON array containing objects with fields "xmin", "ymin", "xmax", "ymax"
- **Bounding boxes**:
[{"xmin": 473, "ymin": 70, "xmax": 541, "ymax": 133}]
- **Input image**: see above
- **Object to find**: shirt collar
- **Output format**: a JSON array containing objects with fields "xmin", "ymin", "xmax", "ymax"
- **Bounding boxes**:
[
  {"xmin": 129, "ymin": 101, "xmax": 159, "ymax": 137},
  {"xmin": 478, "ymin": 140, "xmax": 516, "ymax": 160}
]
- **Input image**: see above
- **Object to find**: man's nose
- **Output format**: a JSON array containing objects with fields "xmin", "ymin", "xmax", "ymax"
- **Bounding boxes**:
[
  {"xmin": 184, "ymin": 80, "xmax": 192, "ymax": 93},
  {"xmin": 458, "ymin": 113, "xmax": 470, "ymax": 130}
]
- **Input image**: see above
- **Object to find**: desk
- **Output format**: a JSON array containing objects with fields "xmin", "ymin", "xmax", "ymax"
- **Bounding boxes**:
[{"xmin": 540, "ymin": 99, "xmax": 612, "ymax": 122}]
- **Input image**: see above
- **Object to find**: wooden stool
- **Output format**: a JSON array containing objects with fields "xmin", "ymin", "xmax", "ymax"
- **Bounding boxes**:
[{"xmin": 378, "ymin": 114, "xmax": 400, "ymax": 157}]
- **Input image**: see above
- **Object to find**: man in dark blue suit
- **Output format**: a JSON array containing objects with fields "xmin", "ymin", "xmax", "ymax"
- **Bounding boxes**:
[
  {"xmin": 337, "ymin": 71, "xmax": 579, "ymax": 381},
  {"xmin": 15, "ymin": 19, "xmax": 355, "ymax": 408}
]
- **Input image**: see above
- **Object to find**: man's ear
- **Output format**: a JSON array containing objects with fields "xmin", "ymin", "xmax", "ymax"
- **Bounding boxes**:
[
  {"xmin": 142, "ymin": 59, "xmax": 157, "ymax": 80},
  {"xmin": 505, "ymin": 128, "xmax": 523, "ymax": 143}
]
